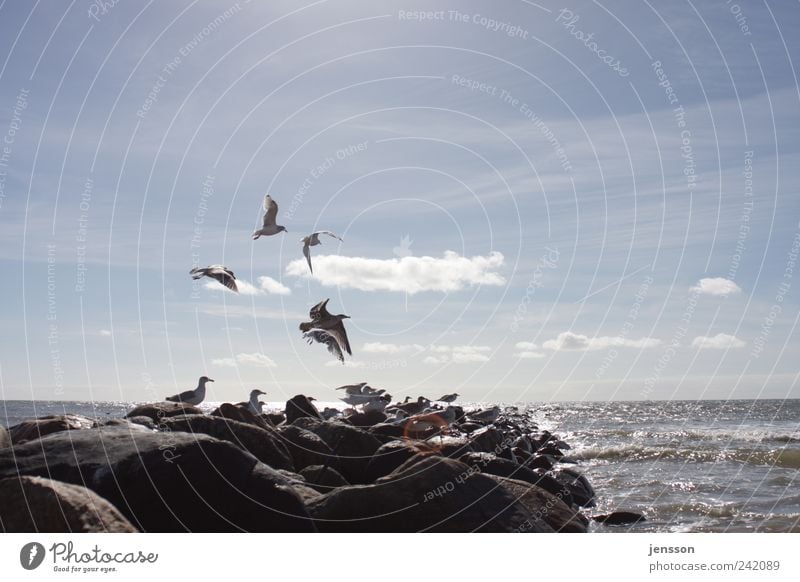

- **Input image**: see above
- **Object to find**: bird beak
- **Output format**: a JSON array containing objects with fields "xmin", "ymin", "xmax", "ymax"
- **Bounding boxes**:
[
  {"xmin": 343, "ymin": 315, "xmax": 351, "ymax": 319},
  {"xmin": 208, "ymin": 378, "xmax": 215, "ymax": 382}
]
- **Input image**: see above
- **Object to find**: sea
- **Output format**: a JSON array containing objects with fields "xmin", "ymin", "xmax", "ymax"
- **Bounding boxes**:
[{"xmin": 2, "ymin": 398, "xmax": 798, "ymax": 533}]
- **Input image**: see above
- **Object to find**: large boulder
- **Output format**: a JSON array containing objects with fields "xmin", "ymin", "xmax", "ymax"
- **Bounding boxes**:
[
  {"xmin": 468, "ymin": 426, "xmax": 507, "ymax": 454},
  {"xmin": 125, "ymin": 402, "xmax": 203, "ymax": 423},
  {"xmin": 276, "ymin": 425, "xmax": 335, "ymax": 471},
  {"xmin": 549, "ymin": 467, "xmax": 596, "ymax": 507},
  {"xmin": 0, "ymin": 427, "xmax": 312, "ymax": 532},
  {"xmin": 299, "ymin": 465, "xmax": 349, "ymax": 493},
  {"xmin": 364, "ymin": 440, "xmax": 437, "ymax": 482},
  {"xmin": 160, "ymin": 415, "xmax": 293, "ymax": 471},
  {"xmin": 285, "ymin": 395, "xmax": 322, "ymax": 425},
  {"xmin": 307, "ymin": 456, "xmax": 551, "ymax": 532},
  {"xmin": 592, "ymin": 511, "xmax": 646, "ymax": 525},
  {"xmin": 489, "ymin": 475, "xmax": 588, "ymax": 533},
  {"xmin": 0, "ymin": 476, "xmax": 137, "ymax": 533},
  {"xmin": 8, "ymin": 414, "xmax": 95, "ymax": 445},
  {"xmin": 209, "ymin": 402, "xmax": 273, "ymax": 430},
  {"xmin": 344, "ymin": 411, "xmax": 387, "ymax": 428},
  {"xmin": 367, "ymin": 423, "xmax": 407, "ymax": 440},
  {"xmin": 291, "ymin": 418, "xmax": 382, "ymax": 483}
]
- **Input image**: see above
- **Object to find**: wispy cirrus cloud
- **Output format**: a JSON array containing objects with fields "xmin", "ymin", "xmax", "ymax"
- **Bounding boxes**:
[
  {"xmin": 543, "ymin": 331, "xmax": 661, "ymax": 351},
  {"xmin": 513, "ymin": 341, "xmax": 546, "ymax": 359},
  {"xmin": 204, "ymin": 275, "xmax": 291, "ymax": 296},
  {"xmin": 211, "ymin": 352, "xmax": 277, "ymax": 368},
  {"xmin": 362, "ymin": 342, "xmax": 425, "ymax": 354},
  {"xmin": 690, "ymin": 277, "xmax": 741, "ymax": 296},
  {"xmin": 285, "ymin": 251, "xmax": 505, "ymax": 294},
  {"xmin": 691, "ymin": 333, "xmax": 745, "ymax": 349}
]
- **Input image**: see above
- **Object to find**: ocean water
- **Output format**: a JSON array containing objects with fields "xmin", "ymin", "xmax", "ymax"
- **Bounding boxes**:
[{"xmin": 2, "ymin": 398, "xmax": 798, "ymax": 533}]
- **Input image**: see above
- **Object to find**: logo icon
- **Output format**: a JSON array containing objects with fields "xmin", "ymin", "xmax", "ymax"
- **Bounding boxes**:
[
  {"xmin": 20, "ymin": 542, "xmax": 46, "ymax": 570},
  {"xmin": 393, "ymin": 235, "xmax": 414, "ymax": 258}
]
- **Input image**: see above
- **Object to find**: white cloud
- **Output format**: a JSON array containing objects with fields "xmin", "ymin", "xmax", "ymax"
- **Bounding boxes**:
[
  {"xmin": 515, "ymin": 351, "xmax": 546, "ymax": 359},
  {"xmin": 98, "ymin": 329, "xmax": 112, "ymax": 336},
  {"xmin": 204, "ymin": 276, "xmax": 291, "ymax": 296},
  {"xmin": 362, "ymin": 342, "xmax": 424, "ymax": 354},
  {"xmin": 515, "ymin": 341, "xmax": 538, "ymax": 350},
  {"xmin": 212, "ymin": 352, "xmax": 277, "ymax": 368},
  {"xmin": 284, "ymin": 251, "xmax": 505, "ymax": 294},
  {"xmin": 324, "ymin": 360, "xmax": 366, "ymax": 368},
  {"xmin": 423, "ymin": 345, "xmax": 492, "ymax": 364},
  {"xmin": 543, "ymin": 331, "xmax": 661, "ymax": 351},
  {"xmin": 691, "ymin": 333, "xmax": 745, "ymax": 349},
  {"xmin": 690, "ymin": 277, "xmax": 741, "ymax": 296}
]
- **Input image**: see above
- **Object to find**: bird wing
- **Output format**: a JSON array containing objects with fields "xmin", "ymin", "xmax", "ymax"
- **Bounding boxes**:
[
  {"xmin": 208, "ymin": 266, "xmax": 238, "ymax": 292},
  {"xmin": 313, "ymin": 230, "xmax": 343, "ymax": 241},
  {"xmin": 308, "ymin": 299, "xmax": 330, "ymax": 320},
  {"xmin": 166, "ymin": 389, "xmax": 194, "ymax": 402},
  {"xmin": 328, "ymin": 320, "xmax": 352, "ymax": 356},
  {"xmin": 262, "ymin": 195, "xmax": 278, "ymax": 227},
  {"xmin": 303, "ymin": 328, "xmax": 345, "ymax": 362},
  {"xmin": 303, "ymin": 242, "xmax": 313, "ymax": 274},
  {"xmin": 189, "ymin": 267, "xmax": 206, "ymax": 279}
]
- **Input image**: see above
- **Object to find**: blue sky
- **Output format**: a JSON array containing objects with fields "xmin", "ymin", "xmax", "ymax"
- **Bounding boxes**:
[{"xmin": 0, "ymin": 0, "xmax": 798, "ymax": 403}]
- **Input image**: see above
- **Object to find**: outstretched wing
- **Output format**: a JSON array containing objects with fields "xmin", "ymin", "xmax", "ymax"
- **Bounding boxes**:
[
  {"xmin": 262, "ymin": 195, "xmax": 278, "ymax": 227},
  {"xmin": 303, "ymin": 328, "xmax": 345, "ymax": 363},
  {"xmin": 308, "ymin": 298, "xmax": 330, "ymax": 321},
  {"xmin": 303, "ymin": 242, "xmax": 313, "ymax": 274},
  {"xmin": 328, "ymin": 320, "xmax": 352, "ymax": 356},
  {"xmin": 313, "ymin": 230, "xmax": 343, "ymax": 242}
]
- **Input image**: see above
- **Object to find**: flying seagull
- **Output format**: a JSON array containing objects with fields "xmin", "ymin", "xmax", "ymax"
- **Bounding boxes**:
[
  {"xmin": 166, "ymin": 376, "xmax": 213, "ymax": 406},
  {"xmin": 252, "ymin": 194, "xmax": 287, "ymax": 239},
  {"xmin": 190, "ymin": 265, "xmax": 238, "ymax": 292},
  {"xmin": 301, "ymin": 230, "xmax": 342, "ymax": 273},
  {"xmin": 299, "ymin": 299, "xmax": 352, "ymax": 363}
]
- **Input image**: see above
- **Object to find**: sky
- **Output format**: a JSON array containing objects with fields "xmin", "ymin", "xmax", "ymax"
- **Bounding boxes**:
[{"xmin": 0, "ymin": 0, "xmax": 799, "ymax": 403}]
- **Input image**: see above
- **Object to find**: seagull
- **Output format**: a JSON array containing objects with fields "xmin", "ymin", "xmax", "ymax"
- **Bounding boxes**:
[
  {"xmin": 190, "ymin": 265, "xmax": 238, "ymax": 292},
  {"xmin": 437, "ymin": 393, "xmax": 459, "ymax": 403},
  {"xmin": 166, "ymin": 376, "xmax": 213, "ymax": 406},
  {"xmin": 237, "ymin": 389, "xmax": 266, "ymax": 415},
  {"xmin": 468, "ymin": 405, "xmax": 501, "ymax": 424},
  {"xmin": 335, "ymin": 382, "xmax": 370, "ymax": 395},
  {"xmin": 301, "ymin": 231, "xmax": 342, "ymax": 273},
  {"xmin": 363, "ymin": 394, "xmax": 392, "ymax": 413},
  {"xmin": 299, "ymin": 299, "xmax": 352, "ymax": 362},
  {"xmin": 252, "ymin": 194, "xmax": 287, "ymax": 239}
]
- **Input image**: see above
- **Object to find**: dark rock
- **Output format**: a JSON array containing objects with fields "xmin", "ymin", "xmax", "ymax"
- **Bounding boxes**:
[
  {"xmin": 489, "ymin": 475, "xmax": 588, "ymax": 533},
  {"xmin": 376, "ymin": 452, "xmax": 432, "ymax": 481},
  {"xmin": 125, "ymin": 402, "xmax": 203, "ymax": 423},
  {"xmin": 285, "ymin": 395, "xmax": 322, "ymax": 425},
  {"xmin": 432, "ymin": 435, "xmax": 474, "ymax": 459},
  {"xmin": 469, "ymin": 425, "xmax": 507, "ymax": 454},
  {"xmin": 365, "ymin": 440, "xmax": 437, "ymax": 482},
  {"xmin": 126, "ymin": 416, "xmax": 156, "ymax": 430},
  {"xmin": 536, "ymin": 444, "xmax": 565, "ymax": 458},
  {"xmin": 266, "ymin": 412, "xmax": 286, "ymax": 425},
  {"xmin": 345, "ymin": 411, "xmax": 387, "ymax": 427},
  {"xmin": 299, "ymin": 465, "xmax": 349, "ymax": 493},
  {"xmin": 291, "ymin": 418, "xmax": 381, "ymax": 483},
  {"xmin": 276, "ymin": 425, "xmax": 335, "ymax": 471},
  {"xmin": 368, "ymin": 423, "xmax": 407, "ymax": 440},
  {"xmin": 160, "ymin": 415, "xmax": 294, "ymax": 471},
  {"xmin": 94, "ymin": 418, "xmax": 152, "ymax": 432},
  {"xmin": 0, "ymin": 475, "xmax": 137, "ymax": 532},
  {"xmin": 458, "ymin": 422, "xmax": 482, "ymax": 433},
  {"xmin": 524, "ymin": 454, "xmax": 558, "ymax": 471},
  {"xmin": 457, "ymin": 452, "xmax": 572, "ymax": 503},
  {"xmin": 8, "ymin": 414, "xmax": 95, "ymax": 445},
  {"xmin": 592, "ymin": 511, "xmax": 646, "ymax": 525},
  {"xmin": 210, "ymin": 402, "xmax": 273, "ymax": 430},
  {"xmin": 308, "ymin": 456, "xmax": 549, "ymax": 532},
  {"xmin": 0, "ymin": 428, "xmax": 313, "ymax": 532},
  {"xmin": 549, "ymin": 467, "xmax": 596, "ymax": 507}
]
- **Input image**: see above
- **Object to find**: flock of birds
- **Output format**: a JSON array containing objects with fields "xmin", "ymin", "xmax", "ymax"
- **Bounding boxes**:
[
  {"xmin": 178, "ymin": 193, "xmax": 501, "ymax": 424},
  {"xmin": 165, "ymin": 375, "xmax": 502, "ymax": 427},
  {"xmin": 190, "ymin": 194, "xmax": 352, "ymax": 362}
]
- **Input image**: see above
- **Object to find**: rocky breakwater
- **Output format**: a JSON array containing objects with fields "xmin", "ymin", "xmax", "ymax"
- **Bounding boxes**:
[{"xmin": 0, "ymin": 398, "xmax": 602, "ymax": 532}]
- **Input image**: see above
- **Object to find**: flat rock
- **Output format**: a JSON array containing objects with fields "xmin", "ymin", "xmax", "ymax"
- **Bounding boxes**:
[
  {"xmin": 489, "ymin": 475, "xmax": 588, "ymax": 533},
  {"xmin": 8, "ymin": 414, "xmax": 95, "ymax": 445},
  {"xmin": 125, "ymin": 402, "xmax": 203, "ymax": 423},
  {"xmin": 308, "ymin": 456, "xmax": 547, "ymax": 532},
  {"xmin": 285, "ymin": 395, "xmax": 322, "ymax": 425},
  {"xmin": 160, "ymin": 414, "xmax": 294, "ymax": 471},
  {"xmin": 0, "ymin": 427, "xmax": 312, "ymax": 532},
  {"xmin": 0, "ymin": 475, "xmax": 137, "ymax": 532}
]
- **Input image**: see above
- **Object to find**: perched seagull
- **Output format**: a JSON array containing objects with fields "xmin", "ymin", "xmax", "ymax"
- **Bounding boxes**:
[
  {"xmin": 252, "ymin": 194, "xmax": 287, "ymax": 239},
  {"xmin": 437, "ymin": 393, "xmax": 459, "ymax": 403},
  {"xmin": 190, "ymin": 265, "xmax": 238, "ymax": 293},
  {"xmin": 363, "ymin": 394, "xmax": 392, "ymax": 413},
  {"xmin": 237, "ymin": 389, "xmax": 266, "ymax": 415},
  {"xmin": 301, "ymin": 231, "xmax": 342, "ymax": 274},
  {"xmin": 166, "ymin": 376, "xmax": 213, "ymax": 406},
  {"xmin": 468, "ymin": 405, "xmax": 501, "ymax": 424},
  {"xmin": 299, "ymin": 299, "xmax": 352, "ymax": 362}
]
